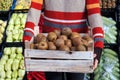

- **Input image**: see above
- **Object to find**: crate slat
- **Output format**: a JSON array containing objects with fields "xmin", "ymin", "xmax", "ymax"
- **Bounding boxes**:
[
  {"xmin": 25, "ymin": 59, "xmax": 93, "ymax": 73},
  {"xmin": 25, "ymin": 49, "xmax": 93, "ymax": 59}
]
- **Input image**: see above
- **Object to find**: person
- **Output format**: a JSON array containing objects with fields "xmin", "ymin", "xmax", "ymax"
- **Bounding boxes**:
[{"xmin": 23, "ymin": 0, "xmax": 104, "ymax": 80}]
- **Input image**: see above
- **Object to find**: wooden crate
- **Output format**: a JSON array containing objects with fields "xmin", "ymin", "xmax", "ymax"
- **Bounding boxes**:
[{"xmin": 24, "ymin": 26, "xmax": 94, "ymax": 73}]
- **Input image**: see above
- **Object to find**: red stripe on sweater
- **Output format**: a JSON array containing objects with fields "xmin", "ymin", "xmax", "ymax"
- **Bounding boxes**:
[
  {"xmin": 23, "ymin": 36, "xmax": 31, "ymax": 41},
  {"xmin": 43, "ymin": 25, "xmax": 88, "ymax": 33},
  {"xmin": 25, "ymin": 22, "xmax": 35, "ymax": 30},
  {"xmin": 86, "ymin": 0, "xmax": 99, "ymax": 4},
  {"xmin": 94, "ymin": 41, "xmax": 104, "ymax": 48},
  {"xmin": 92, "ymin": 27, "xmax": 104, "ymax": 35},
  {"xmin": 87, "ymin": 8, "xmax": 100, "ymax": 15},
  {"xmin": 31, "ymin": 2, "xmax": 42, "ymax": 10},
  {"xmin": 44, "ymin": 10, "xmax": 87, "ymax": 20}
]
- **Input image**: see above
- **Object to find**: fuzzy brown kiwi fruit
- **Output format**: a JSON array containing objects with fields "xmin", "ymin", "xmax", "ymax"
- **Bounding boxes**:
[
  {"xmin": 54, "ymin": 29, "xmax": 61, "ymax": 37},
  {"xmin": 30, "ymin": 43, "xmax": 35, "ymax": 49},
  {"xmin": 47, "ymin": 32, "xmax": 57, "ymax": 42},
  {"xmin": 58, "ymin": 35, "xmax": 68, "ymax": 41},
  {"xmin": 34, "ymin": 33, "xmax": 45, "ymax": 43},
  {"xmin": 72, "ymin": 37, "xmax": 82, "ymax": 46},
  {"xmin": 70, "ymin": 32, "xmax": 81, "ymax": 40},
  {"xmin": 55, "ymin": 39, "xmax": 65, "ymax": 48},
  {"xmin": 61, "ymin": 27, "xmax": 72, "ymax": 36},
  {"xmin": 48, "ymin": 42, "xmax": 56, "ymax": 50},
  {"xmin": 70, "ymin": 46, "xmax": 76, "ymax": 51},
  {"xmin": 65, "ymin": 39, "xmax": 72, "ymax": 48},
  {"xmin": 82, "ymin": 34, "xmax": 93, "ymax": 43},
  {"xmin": 76, "ymin": 45, "xmax": 86, "ymax": 51},
  {"xmin": 81, "ymin": 39, "xmax": 89, "ymax": 47},
  {"xmin": 59, "ymin": 45, "xmax": 70, "ymax": 52},
  {"xmin": 37, "ymin": 41, "xmax": 48, "ymax": 50}
]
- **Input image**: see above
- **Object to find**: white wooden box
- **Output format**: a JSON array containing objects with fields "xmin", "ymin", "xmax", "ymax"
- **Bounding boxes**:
[{"xmin": 24, "ymin": 26, "xmax": 94, "ymax": 73}]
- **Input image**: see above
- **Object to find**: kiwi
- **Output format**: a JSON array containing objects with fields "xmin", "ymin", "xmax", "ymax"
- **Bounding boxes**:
[
  {"xmin": 76, "ymin": 45, "xmax": 86, "ymax": 51},
  {"xmin": 82, "ymin": 34, "xmax": 93, "ymax": 43},
  {"xmin": 59, "ymin": 45, "xmax": 70, "ymax": 52},
  {"xmin": 54, "ymin": 29, "xmax": 61, "ymax": 37},
  {"xmin": 70, "ymin": 32, "xmax": 81, "ymax": 40},
  {"xmin": 55, "ymin": 39, "xmax": 65, "ymax": 48},
  {"xmin": 65, "ymin": 39, "xmax": 72, "ymax": 48},
  {"xmin": 34, "ymin": 33, "xmax": 45, "ymax": 43},
  {"xmin": 58, "ymin": 35, "xmax": 68, "ymax": 41},
  {"xmin": 70, "ymin": 46, "xmax": 76, "ymax": 51},
  {"xmin": 47, "ymin": 32, "xmax": 57, "ymax": 42},
  {"xmin": 72, "ymin": 37, "xmax": 82, "ymax": 46},
  {"xmin": 30, "ymin": 43, "xmax": 35, "ymax": 49},
  {"xmin": 61, "ymin": 27, "xmax": 72, "ymax": 36},
  {"xmin": 48, "ymin": 42, "xmax": 56, "ymax": 50},
  {"xmin": 37, "ymin": 41, "xmax": 48, "ymax": 50},
  {"xmin": 81, "ymin": 39, "xmax": 89, "ymax": 47}
]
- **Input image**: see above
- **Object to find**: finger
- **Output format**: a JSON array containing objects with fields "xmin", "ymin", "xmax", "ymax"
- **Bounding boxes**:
[
  {"xmin": 93, "ymin": 59, "xmax": 98, "ymax": 70},
  {"xmin": 94, "ymin": 53, "xmax": 97, "ymax": 58}
]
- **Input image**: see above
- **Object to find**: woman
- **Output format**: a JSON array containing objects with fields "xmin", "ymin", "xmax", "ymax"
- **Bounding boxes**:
[{"xmin": 23, "ymin": 0, "xmax": 104, "ymax": 80}]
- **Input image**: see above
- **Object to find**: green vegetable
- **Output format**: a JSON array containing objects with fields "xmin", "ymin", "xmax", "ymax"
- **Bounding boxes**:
[
  {"xmin": 1, "ymin": 55, "xmax": 8, "ymax": 61},
  {"xmin": 17, "ymin": 47, "xmax": 23, "ymax": 54},
  {"xmin": 4, "ymin": 47, "xmax": 11, "ymax": 55},
  {"xmin": 12, "ymin": 70, "xmax": 18, "ymax": 78},
  {"xmin": 11, "ymin": 47, "xmax": 17, "ymax": 54},
  {"xmin": 16, "ymin": 53, "xmax": 23, "ymax": 60},
  {"xmin": 6, "ymin": 70, "xmax": 12, "ymax": 78},
  {"xmin": 10, "ymin": 53, "xmax": 16, "ymax": 59},
  {"xmin": 20, "ymin": 59, "xmax": 25, "ymax": 69},
  {"xmin": 0, "ymin": 70, "xmax": 6, "ymax": 78},
  {"xmin": 18, "ymin": 69, "xmax": 25, "ymax": 78},
  {"xmin": 12, "ymin": 59, "xmax": 19, "ymax": 71}
]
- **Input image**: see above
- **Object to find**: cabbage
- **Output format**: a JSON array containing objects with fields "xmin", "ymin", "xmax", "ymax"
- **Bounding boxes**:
[
  {"xmin": 0, "ymin": 64, "xmax": 4, "ymax": 71},
  {"xmin": 0, "ymin": 59, "xmax": 6, "ymax": 65},
  {"xmin": 5, "ymin": 63, "xmax": 11, "ymax": 71},
  {"xmin": 12, "ymin": 59, "xmax": 19, "ymax": 71},
  {"xmin": 7, "ymin": 59, "xmax": 13, "ymax": 64},
  {"xmin": 17, "ymin": 47, "xmax": 23, "ymax": 54},
  {"xmin": 17, "ymin": 77, "xmax": 23, "ymax": 80},
  {"xmin": 7, "ymin": 24, "xmax": 14, "ymax": 31},
  {"xmin": 6, "ymin": 36, "xmax": 13, "ymax": 42},
  {"xmin": 10, "ymin": 53, "xmax": 16, "ymax": 59},
  {"xmin": 19, "ymin": 60, "xmax": 25, "ymax": 69},
  {"xmin": 9, "ymin": 18, "xmax": 14, "ymax": 25},
  {"xmin": 11, "ymin": 78, "xmax": 17, "ymax": 80},
  {"xmin": 0, "ymin": 78, "xmax": 4, "ymax": 80},
  {"xmin": 12, "ymin": 70, "xmax": 18, "ymax": 78},
  {"xmin": 4, "ymin": 47, "xmax": 11, "ymax": 55},
  {"xmin": 1, "ymin": 55, "xmax": 8, "ymax": 61},
  {"xmin": 18, "ymin": 69, "xmax": 25, "ymax": 78},
  {"xmin": 0, "ymin": 26, "xmax": 5, "ymax": 33},
  {"xmin": 11, "ymin": 47, "xmax": 16, "ymax": 54},
  {"xmin": 6, "ymin": 70, "xmax": 12, "ymax": 78},
  {"xmin": 16, "ymin": 53, "xmax": 23, "ymax": 60},
  {"xmin": 0, "ymin": 70, "xmax": 6, "ymax": 78}
]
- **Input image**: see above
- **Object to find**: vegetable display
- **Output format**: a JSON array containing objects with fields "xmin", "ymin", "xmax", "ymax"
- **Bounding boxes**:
[
  {"xmin": 14, "ymin": 0, "xmax": 31, "ymax": 10},
  {"xmin": 100, "ymin": 0, "xmax": 116, "ymax": 8},
  {"xmin": 6, "ymin": 13, "xmax": 27, "ymax": 42},
  {"xmin": 0, "ymin": 20, "xmax": 7, "ymax": 44},
  {"xmin": 0, "ymin": 0, "xmax": 13, "ymax": 10},
  {"xmin": 102, "ymin": 16, "xmax": 117, "ymax": 43},
  {"xmin": 94, "ymin": 48, "xmax": 120, "ymax": 80},
  {"xmin": 0, "ymin": 47, "xmax": 25, "ymax": 79}
]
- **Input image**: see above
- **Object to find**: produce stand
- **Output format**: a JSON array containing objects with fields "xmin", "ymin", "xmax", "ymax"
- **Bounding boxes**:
[{"xmin": 0, "ymin": 0, "xmax": 120, "ymax": 80}]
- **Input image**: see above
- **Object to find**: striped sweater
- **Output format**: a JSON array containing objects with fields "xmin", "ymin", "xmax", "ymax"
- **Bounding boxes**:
[
  {"xmin": 24, "ymin": 0, "xmax": 104, "ymax": 79},
  {"xmin": 24, "ymin": 0, "xmax": 104, "ymax": 49}
]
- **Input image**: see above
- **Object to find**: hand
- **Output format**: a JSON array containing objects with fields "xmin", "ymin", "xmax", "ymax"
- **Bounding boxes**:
[{"xmin": 93, "ymin": 54, "xmax": 98, "ymax": 70}]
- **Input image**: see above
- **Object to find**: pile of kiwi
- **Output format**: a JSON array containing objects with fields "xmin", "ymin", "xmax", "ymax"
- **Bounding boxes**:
[{"xmin": 30, "ymin": 27, "xmax": 93, "ymax": 51}]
